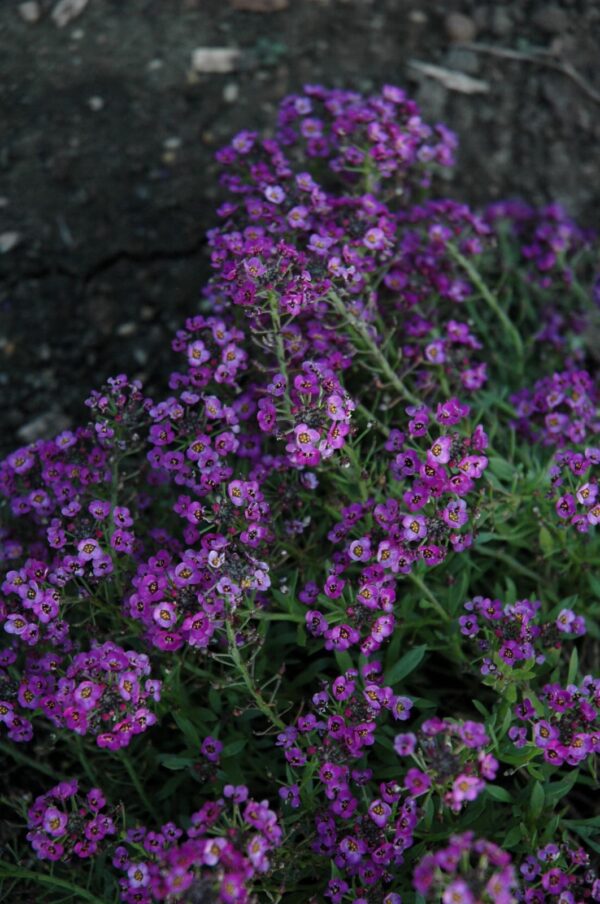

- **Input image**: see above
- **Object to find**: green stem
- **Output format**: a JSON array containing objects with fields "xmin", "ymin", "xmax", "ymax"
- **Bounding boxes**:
[
  {"xmin": 226, "ymin": 621, "xmax": 286, "ymax": 730},
  {"xmin": 447, "ymin": 243, "xmax": 524, "ymax": 361},
  {"xmin": 408, "ymin": 573, "xmax": 450, "ymax": 623},
  {"xmin": 0, "ymin": 862, "xmax": 108, "ymax": 904},
  {"xmin": 0, "ymin": 741, "xmax": 65, "ymax": 782},
  {"xmin": 251, "ymin": 611, "xmax": 305, "ymax": 624},
  {"xmin": 344, "ymin": 442, "xmax": 369, "ymax": 501},
  {"xmin": 327, "ymin": 291, "xmax": 419, "ymax": 405},
  {"xmin": 267, "ymin": 291, "xmax": 293, "ymax": 421},
  {"xmin": 475, "ymin": 545, "xmax": 542, "ymax": 582},
  {"xmin": 118, "ymin": 751, "xmax": 160, "ymax": 824},
  {"xmin": 356, "ymin": 402, "xmax": 390, "ymax": 436},
  {"xmin": 75, "ymin": 736, "xmax": 100, "ymax": 788}
]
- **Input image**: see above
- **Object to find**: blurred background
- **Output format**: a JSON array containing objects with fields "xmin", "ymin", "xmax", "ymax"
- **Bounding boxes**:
[{"xmin": 1, "ymin": 0, "xmax": 599, "ymax": 453}]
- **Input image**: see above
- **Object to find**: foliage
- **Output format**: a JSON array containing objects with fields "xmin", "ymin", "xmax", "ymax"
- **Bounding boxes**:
[{"xmin": 0, "ymin": 85, "xmax": 599, "ymax": 903}]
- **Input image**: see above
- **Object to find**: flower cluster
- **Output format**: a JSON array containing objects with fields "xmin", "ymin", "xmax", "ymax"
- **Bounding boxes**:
[
  {"xmin": 276, "ymin": 84, "xmax": 457, "ymax": 189},
  {"xmin": 394, "ymin": 717, "xmax": 496, "ymax": 813},
  {"xmin": 413, "ymin": 832, "xmax": 518, "ymax": 902},
  {"xmin": 519, "ymin": 840, "xmax": 600, "ymax": 902},
  {"xmin": 278, "ymin": 662, "xmax": 416, "ymax": 901},
  {"xmin": 126, "ymin": 541, "xmax": 270, "ymax": 654},
  {"xmin": 0, "ymin": 641, "xmax": 161, "ymax": 748},
  {"xmin": 27, "ymin": 781, "xmax": 117, "ymax": 862},
  {"xmin": 510, "ymin": 675, "xmax": 599, "ymax": 767},
  {"xmin": 550, "ymin": 445, "xmax": 600, "ymax": 532},
  {"xmin": 114, "ymin": 787, "xmax": 282, "ymax": 903},
  {"xmin": 511, "ymin": 369, "xmax": 599, "ymax": 447},
  {"xmin": 301, "ymin": 400, "xmax": 488, "ymax": 653},
  {"xmin": 459, "ymin": 595, "xmax": 585, "ymax": 680},
  {"xmin": 485, "ymin": 200, "xmax": 593, "ymax": 292},
  {"xmin": 2, "ymin": 82, "xmax": 599, "ymax": 904},
  {"xmin": 1, "ymin": 428, "xmax": 110, "ymax": 555}
]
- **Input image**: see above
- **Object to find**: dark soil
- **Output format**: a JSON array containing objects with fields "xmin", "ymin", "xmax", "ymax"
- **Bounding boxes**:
[{"xmin": 1, "ymin": 0, "xmax": 599, "ymax": 455}]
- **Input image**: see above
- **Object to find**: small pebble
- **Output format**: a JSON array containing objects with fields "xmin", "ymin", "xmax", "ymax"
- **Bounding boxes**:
[
  {"xmin": 51, "ymin": 0, "xmax": 89, "ymax": 28},
  {"xmin": 191, "ymin": 47, "xmax": 241, "ymax": 73},
  {"xmin": 0, "ymin": 232, "xmax": 21, "ymax": 254},
  {"xmin": 444, "ymin": 11, "xmax": 477, "ymax": 43},
  {"xmin": 18, "ymin": 1, "xmax": 42, "ymax": 23},
  {"xmin": 490, "ymin": 5, "xmax": 512, "ymax": 37},
  {"xmin": 117, "ymin": 322, "xmax": 137, "ymax": 338},
  {"xmin": 18, "ymin": 411, "xmax": 72, "ymax": 444},
  {"xmin": 223, "ymin": 82, "xmax": 239, "ymax": 103},
  {"xmin": 87, "ymin": 96, "xmax": 104, "ymax": 111},
  {"xmin": 532, "ymin": 4, "xmax": 569, "ymax": 34},
  {"xmin": 230, "ymin": 0, "xmax": 288, "ymax": 9}
]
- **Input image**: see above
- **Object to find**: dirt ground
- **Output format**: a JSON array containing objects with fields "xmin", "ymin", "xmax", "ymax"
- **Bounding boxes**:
[{"xmin": 1, "ymin": 0, "xmax": 599, "ymax": 455}]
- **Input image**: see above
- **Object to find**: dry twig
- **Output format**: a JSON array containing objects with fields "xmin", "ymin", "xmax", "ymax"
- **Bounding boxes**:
[{"xmin": 458, "ymin": 41, "xmax": 600, "ymax": 106}]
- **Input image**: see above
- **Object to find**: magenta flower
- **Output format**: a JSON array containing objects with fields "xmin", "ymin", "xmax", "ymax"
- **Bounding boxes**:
[{"xmin": 405, "ymin": 768, "xmax": 431, "ymax": 797}]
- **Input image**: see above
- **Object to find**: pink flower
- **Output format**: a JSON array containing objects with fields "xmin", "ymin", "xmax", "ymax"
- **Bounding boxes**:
[
  {"xmin": 42, "ymin": 806, "xmax": 68, "ymax": 837},
  {"xmin": 451, "ymin": 774, "xmax": 484, "ymax": 804},
  {"xmin": 405, "ymin": 768, "xmax": 431, "ymax": 796}
]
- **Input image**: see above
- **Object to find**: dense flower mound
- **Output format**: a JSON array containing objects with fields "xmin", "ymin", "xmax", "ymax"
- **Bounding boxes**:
[
  {"xmin": 1, "ymin": 640, "xmax": 161, "ymax": 747},
  {"xmin": 459, "ymin": 595, "xmax": 585, "ymax": 678},
  {"xmin": 511, "ymin": 369, "xmax": 599, "ymax": 447},
  {"xmin": 114, "ymin": 786, "xmax": 282, "ymax": 904},
  {"xmin": 412, "ymin": 832, "xmax": 519, "ymax": 902},
  {"xmin": 27, "ymin": 781, "xmax": 117, "ymax": 862},
  {"xmin": 0, "ymin": 85, "xmax": 599, "ymax": 903},
  {"xmin": 550, "ymin": 445, "xmax": 600, "ymax": 533}
]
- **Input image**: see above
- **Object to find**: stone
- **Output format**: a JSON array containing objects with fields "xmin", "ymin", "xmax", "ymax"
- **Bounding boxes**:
[
  {"xmin": 0, "ymin": 232, "xmax": 21, "ymax": 254},
  {"xmin": 230, "ymin": 0, "xmax": 288, "ymax": 9},
  {"xmin": 51, "ymin": 0, "xmax": 89, "ymax": 28},
  {"xmin": 190, "ymin": 47, "xmax": 242, "ymax": 74},
  {"xmin": 490, "ymin": 5, "xmax": 513, "ymax": 37},
  {"xmin": 532, "ymin": 5, "xmax": 569, "ymax": 34},
  {"xmin": 444, "ymin": 11, "xmax": 477, "ymax": 43},
  {"xmin": 18, "ymin": 2, "xmax": 42, "ymax": 23},
  {"xmin": 444, "ymin": 48, "xmax": 480, "ymax": 76},
  {"xmin": 223, "ymin": 82, "xmax": 239, "ymax": 103},
  {"xmin": 17, "ymin": 410, "xmax": 72, "ymax": 444}
]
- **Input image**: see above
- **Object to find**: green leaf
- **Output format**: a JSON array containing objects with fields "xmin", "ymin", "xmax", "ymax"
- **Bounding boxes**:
[
  {"xmin": 538, "ymin": 527, "xmax": 554, "ymax": 556},
  {"xmin": 335, "ymin": 651, "xmax": 353, "ymax": 673},
  {"xmin": 384, "ymin": 644, "xmax": 428, "ymax": 686},
  {"xmin": 567, "ymin": 646, "xmax": 579, "ymax": 685},
  {"xmin": 502, "ymin": 825, "xmax": 522, "ymax": 848},
  {"xmin": 173, "ymin": 713, "xmax": 201, "ymax": 749},
  {"xmin": 488, "ymin": 456, "xmax": 515, "ymax": 482},
  {"xmin": 529, "ymin": 781, "xmax": 545, "ymax": 821},
  {"xmin": 544, "ymin": 771, "xmax": 579, "ymax": 805},
  {"xmin": 588, "ymin": 572, "xmax": 600, "ymax": 599},
  {"xmin": 208, "ymin": 687, "xmax": 222, "ymax": 714},
  {"xmin": 222, "ymin": 738, "xmax": 247, "ymax": 757},
  {"xmin": 157, "ymin": 754, "xmax": 194, "ymax": 771},
  {"xmin": 486, "ymin": 784, "xmax": 513, "ymax": 803},
  {"xmin": 472, "ymin": 699, "xmax": 490, "ymax": 719}
]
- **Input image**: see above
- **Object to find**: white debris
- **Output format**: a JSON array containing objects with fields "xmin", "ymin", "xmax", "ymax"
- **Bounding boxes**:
[
  {"xmin": 223, "ymin": 82, "xmax": 239, "ymax": 103},
  {"xmin": 191, "ymin": 47, "xmax": 242, "ymax": 74},
  {"xmin": 0, "ymin": 232, "xmax": 21, "ymax": 254},
  {"xmin": 408, "ymin": 60, "xmax": 490, "ymax": 94},
  {"xmin": 87, "ymin": 96, "xmax": 105, "ymax": 111},
  {"xmin": 18, "ymin": 2, "xmax": 42, "ymax": 23},
  {"xmin": 51, "ymin": 0, "xmax": 89, "ymax": 28},
  {"xmin": 18, "ymin": 411, "xmax": 72, "ymax": 444}
]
